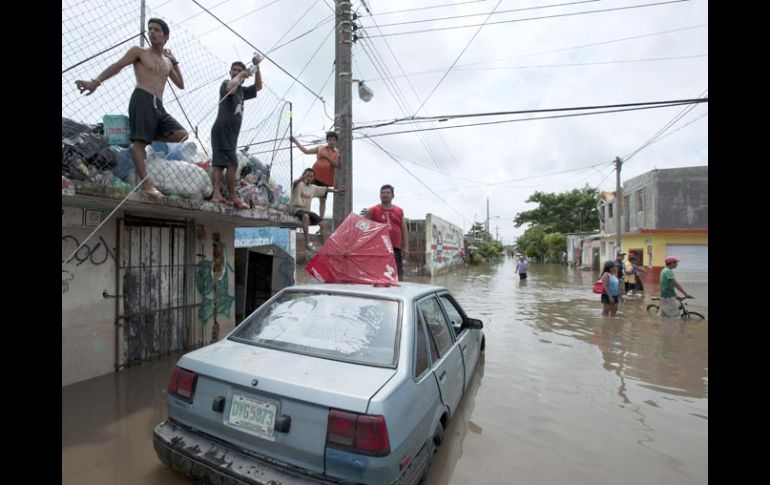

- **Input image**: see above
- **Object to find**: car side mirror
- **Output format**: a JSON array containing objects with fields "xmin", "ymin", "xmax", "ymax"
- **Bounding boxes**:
[{"xmin": 466, "ymin": 318, "xmax": 483, "ymax": 329}]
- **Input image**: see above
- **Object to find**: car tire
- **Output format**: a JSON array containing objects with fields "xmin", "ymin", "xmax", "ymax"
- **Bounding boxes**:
[
  {"xmin": 480, "ymin": 336, "xmax": 486, "ymax": 353},
  {"xmin": 433, "ymin": 420, "xmax": 445, "ymax": 447}
]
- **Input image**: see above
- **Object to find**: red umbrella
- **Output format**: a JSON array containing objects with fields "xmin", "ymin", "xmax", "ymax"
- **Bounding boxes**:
[{"xmin": 305, "ymin": 213, "xmax": 399, "ymax": 285}]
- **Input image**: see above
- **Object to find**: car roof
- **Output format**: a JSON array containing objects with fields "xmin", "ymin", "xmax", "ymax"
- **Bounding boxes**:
[{"xmin": 285, "ymin": 282, "xmax": 447, "ymax": 302}]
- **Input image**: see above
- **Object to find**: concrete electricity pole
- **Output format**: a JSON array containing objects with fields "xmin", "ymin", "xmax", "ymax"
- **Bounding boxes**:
[{"xmin": 333, "ymin": 0, "xmax": 353, "ymax": 229}]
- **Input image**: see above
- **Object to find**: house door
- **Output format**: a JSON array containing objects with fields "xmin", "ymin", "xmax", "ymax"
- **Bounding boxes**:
[{"xmin": 117, "ymin": 217, "xmax": 200, "ymax": 368}]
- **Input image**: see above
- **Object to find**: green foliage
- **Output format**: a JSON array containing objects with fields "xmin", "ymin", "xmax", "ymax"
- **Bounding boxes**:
[{"xmin": 514, "ymin": 185, "xmax": 600, "ymax": 233}]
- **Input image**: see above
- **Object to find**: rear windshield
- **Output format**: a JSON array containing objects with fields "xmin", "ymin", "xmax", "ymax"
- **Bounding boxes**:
[{"xmin": 230, "ymin": 291, "xmax": 400, "ymax": 367}]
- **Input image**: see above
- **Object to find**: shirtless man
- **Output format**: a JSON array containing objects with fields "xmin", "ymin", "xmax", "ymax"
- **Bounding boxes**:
[{"xmin": 75, "ymin": 18, "xmax": 188, "ymax": 198}]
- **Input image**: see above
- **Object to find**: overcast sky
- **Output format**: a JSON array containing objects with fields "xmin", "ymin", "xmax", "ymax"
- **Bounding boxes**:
[{"xmin": 77, "ymin": 0, "xmax": 709, "ymax": 244}]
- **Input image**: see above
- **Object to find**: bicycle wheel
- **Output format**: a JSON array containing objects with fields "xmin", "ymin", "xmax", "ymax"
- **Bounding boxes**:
[
  {"xmin": 682, "ymin": 311, "xmax": 705, "ymax": 321},
  {"xmin": 646, "ymin": 304, "xmax": 659, "ymax": 317}
]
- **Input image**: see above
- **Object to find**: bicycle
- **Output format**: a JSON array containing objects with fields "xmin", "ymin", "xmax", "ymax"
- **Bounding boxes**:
[{"xmin": 646, "ymin": 295, "xmax": 705, "ymax": 320}]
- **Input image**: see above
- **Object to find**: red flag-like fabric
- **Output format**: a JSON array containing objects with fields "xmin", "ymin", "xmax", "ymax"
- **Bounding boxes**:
[{"xmin": 305, "ymin": 213, "xmax": 399, "ymax": 285}]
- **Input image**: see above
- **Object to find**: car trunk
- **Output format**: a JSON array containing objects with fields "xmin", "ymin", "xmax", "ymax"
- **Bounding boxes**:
[{"xmin": 170, "ymin": 339, "xmax": 397, "ymax": 475}]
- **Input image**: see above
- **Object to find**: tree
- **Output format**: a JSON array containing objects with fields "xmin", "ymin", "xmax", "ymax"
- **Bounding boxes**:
[
  {"xmin": 465, "ymin": 222, "xmax": 502, "ymax": 263},
  {"xmin": 514, "ymin": 185, "xmax": 600, "ymax": 234},
  {"xmin": 466, "ymin": 222, "xmax": 491, "ymax": 241}
]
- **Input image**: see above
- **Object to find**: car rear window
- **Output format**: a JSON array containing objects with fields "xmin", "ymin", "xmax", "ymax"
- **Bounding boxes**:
[{"xmin": 230, "ymin": 291, "xmax": 400, "ymax": 367}]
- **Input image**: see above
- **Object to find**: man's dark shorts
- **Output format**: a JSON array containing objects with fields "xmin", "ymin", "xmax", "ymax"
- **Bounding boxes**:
[
  {"xmin": 295, "ymin": 209, "xmax": 321, "ymax": 225},
  {"xmin": 212, "ymin": 149, "xmax": 238, "ymax": 167},
  {"xmin": 601, "ymin": 294, "xmax": 619, "ymax": 304},
  {"xmin": 129, "ymin": 88, "xmax": 185, "ymax": 144},
  {"xmin": 394, "ymin": 248, "xmax": 404, "ymax": 281},
  {"xmin": 314, "ymin": 180, "xmax": 329, "ymax": 200},
  {"xmin": 518, "ymin": 272, "xmax": 527, "ymax": 280}
]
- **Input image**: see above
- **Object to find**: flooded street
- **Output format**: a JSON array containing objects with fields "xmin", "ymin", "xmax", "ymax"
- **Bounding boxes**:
[{"xmin": 62, "ymin": 257, "xmax": 707, "ymax": 485}]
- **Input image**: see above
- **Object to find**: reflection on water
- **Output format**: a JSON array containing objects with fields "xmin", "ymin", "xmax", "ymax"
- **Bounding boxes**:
[{"xmin": 414, "ymin": 257, "xmax": 707, "ymax": 485}]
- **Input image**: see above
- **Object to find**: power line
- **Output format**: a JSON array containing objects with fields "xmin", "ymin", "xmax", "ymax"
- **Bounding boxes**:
[
  {"xmin": 245, "ymin": 25, "xmax": 335, "ymax": 147},
  {"xmin": 453, "ymin": 54, "xmax": 708, "ymax": 70},
  {"xmin": 237, "ymin": 99, "xmax": 707, "ymax": 152},
  {"xmin": 356, "ymin": 34, "xmax": 459, "ymax": 189},
  {"xmin": 191, "ymin": 0, "xmax": 326, "ymax": 102},
  {"xmin": 644, "ymin": 111, "xmax": 707, "ymax": 146},
  {"xmin": 364, "ymin": 0, "xmax": 602, "ymax": 28},
  {"xmin": 623, "ymin": 89, "xmax": 707, "ymax": 162},
  {"xmin": 362, "ymin": 12, "xmax": 472, "ymax": 183},
  {"xmin": 358, "ymin": 143, "xmax": 616, "ymax": 187},
  {"xmin": 414, "ymin": 0, "xmax": 503, "ymax": 114},
  {"xmin": 197, "ymin": 0, "xmax": 283, "ymax": 37},
  {"xmin": 267, "ymin": 0, "xmax": 321, "ymax": 52},
  {"xmin": 174, "ymin": 0, "xmax": 232, "ymax": 27},
  {"xmin": 269, "ymin": 15, "xmax": 334, "ymax": 53},
  {"xmin": 361, "ymin": 54, "xmax": 707, "ymax": 82},
  {"xmin": 365, "ymin": 0, "xmax": 486, "ymax": 17},
  {"xmin": 366, "ymin": 0, "xmax": 691, "ymax": 38},
  {"xmin": 355, "ymin": 98, "xmax": 708, "ymax": 130},
  {"xmin": 356, "ymin": 101, "xmax": 706, "ymax": 138},
  {"xmin": 363, "ymin": 137, "xmax": 472, "ymax": 222}
]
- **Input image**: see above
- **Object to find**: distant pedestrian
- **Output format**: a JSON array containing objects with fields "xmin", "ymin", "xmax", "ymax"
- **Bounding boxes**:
[
  {"xmin": 615, "ymin": 249, "xmax": 626, "ymax": 295},
  {"xmin": 516, "ymin": 254, "xmax": 529, "ymax": 280},
  {"xmin": 600, "ymin": 260, "xmax": 620, "ymax": 316},
  {"xmin": 625, "ymin": 255, "xmax": 647, "ymax": 294}
]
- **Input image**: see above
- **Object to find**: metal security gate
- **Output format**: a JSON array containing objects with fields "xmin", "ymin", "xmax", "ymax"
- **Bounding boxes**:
[
  {"xmin": 665, "ymin": 244, "xmax": 708, "ymax": 282},
  {"xmin": 117, "ymin": 217, "xmax": 201, "ymax": 369}
]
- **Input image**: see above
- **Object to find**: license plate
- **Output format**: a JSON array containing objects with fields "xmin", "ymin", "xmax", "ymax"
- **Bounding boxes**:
[{"xmin": 228, "ymin": 393, "xmax": 278, "ymax": 439}]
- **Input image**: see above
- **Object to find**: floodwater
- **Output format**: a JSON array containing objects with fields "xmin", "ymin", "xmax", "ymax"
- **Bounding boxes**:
[{"xmin": 62, "ymin": 257, "xmax": 707, "ymax": 485}]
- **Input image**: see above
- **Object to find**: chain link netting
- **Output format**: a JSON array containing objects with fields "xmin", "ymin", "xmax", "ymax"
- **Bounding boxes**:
[{"xmin": 62, "ymin": 0, "xmax": 293, "ymax": 207}]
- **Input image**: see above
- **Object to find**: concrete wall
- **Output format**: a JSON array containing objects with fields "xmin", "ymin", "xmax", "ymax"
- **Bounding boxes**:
[
  {"xmin": 425, "ymin": 214, "xmax": 464, "ymax": 276},
  {"xmin": 62, "ymin": 207, "xmax": 240, "ymax": 387},
  {"xmin": 652, "ymin": 167, "xmax": 708, "ymax": 229},
  {"xmin": 62, "ymin": 209, "xmax": 118, "ymax": 387},
  {"xmin": 601, "ymin": 166, "xmax": 707, "ymax": 233}
]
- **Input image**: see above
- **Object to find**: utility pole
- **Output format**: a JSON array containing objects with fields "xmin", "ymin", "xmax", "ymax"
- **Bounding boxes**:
[
  {"xmin": 485, "ymin": 197, "xmax": 490, "ymax": 236},
  {"xmin": 139, "ymin": 0, "xmax": 146, "ymax": 47},
  {"xmin": 615, "ymin": 156, "xmax": 622, "ymax": 252},
  {"xmin": 495, "ymin": 226, "xmax": 500, "ymax": 242},
  {"xmin": 333, "ymin": 0, "xmax": 353, "ymax": 230}
]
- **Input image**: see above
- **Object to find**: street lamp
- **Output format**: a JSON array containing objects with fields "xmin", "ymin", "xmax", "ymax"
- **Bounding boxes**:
[{"xmin": 353, "ymin": 80, "xmax": 374, "ymax": 102}]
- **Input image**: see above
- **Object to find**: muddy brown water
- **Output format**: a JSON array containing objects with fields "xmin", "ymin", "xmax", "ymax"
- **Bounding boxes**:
[{"xmin": 62, "ymin": 257, "xmax": 707, "ymax": 484}]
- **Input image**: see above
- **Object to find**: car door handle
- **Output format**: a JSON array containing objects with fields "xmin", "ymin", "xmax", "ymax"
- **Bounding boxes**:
[
  {"xmin": 461, "ymin": 344, "xmax": 467, "ymax": 352},
  {"xmin": 439, "ymin": 370, "xmax": 447, "ymax": 381}
]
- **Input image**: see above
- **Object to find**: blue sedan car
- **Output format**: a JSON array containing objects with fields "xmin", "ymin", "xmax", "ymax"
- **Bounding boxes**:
[{"xmin": 154, "ymin": 282, "xmax": 485, "ymax": 484}]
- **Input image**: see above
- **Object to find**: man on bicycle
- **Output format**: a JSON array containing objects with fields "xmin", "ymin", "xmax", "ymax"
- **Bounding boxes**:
[{"xmin": 659, "ymin": 256, "xmax": 694, "ymax": 317}]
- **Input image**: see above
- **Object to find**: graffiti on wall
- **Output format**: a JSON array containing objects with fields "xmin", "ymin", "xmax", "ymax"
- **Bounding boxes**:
[
  {"xmin": 194, "ymin": 232, "xmax": 235, "ymax": 326},
  {"xmin": 425, "ymin": 214, "xmax": 464, "ymax": 275},
  {"xmin": 62, "ymin": 235, "xmax": 115, "ymax": 266},
  {"xmin": 62, "ymin": 233, "xmax": 115, "ymax": 293}
]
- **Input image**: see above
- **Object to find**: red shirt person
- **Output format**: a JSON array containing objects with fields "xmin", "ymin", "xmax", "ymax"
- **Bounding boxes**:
[{"xmin": 366, "ymin": 184, "xmax": 409, "ymax": 280}]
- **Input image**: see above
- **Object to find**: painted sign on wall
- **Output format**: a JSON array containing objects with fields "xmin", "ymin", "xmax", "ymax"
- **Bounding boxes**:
[
  {"xmin": 235, "ymin": 227, "xmax": 292, "ymax": 255},
  {"xmin": 425, "ymin": 214, "xmax": 464, "ymax": 276}
]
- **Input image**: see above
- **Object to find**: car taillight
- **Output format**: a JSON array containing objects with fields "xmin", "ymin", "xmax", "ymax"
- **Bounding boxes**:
[
  {"xmin": 326, "ymin": 409, "xmax": 390, "ymax": 456},
  {"xmin": 168, "ymin": 366, "xmax": 197, "ymax": 402}
]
